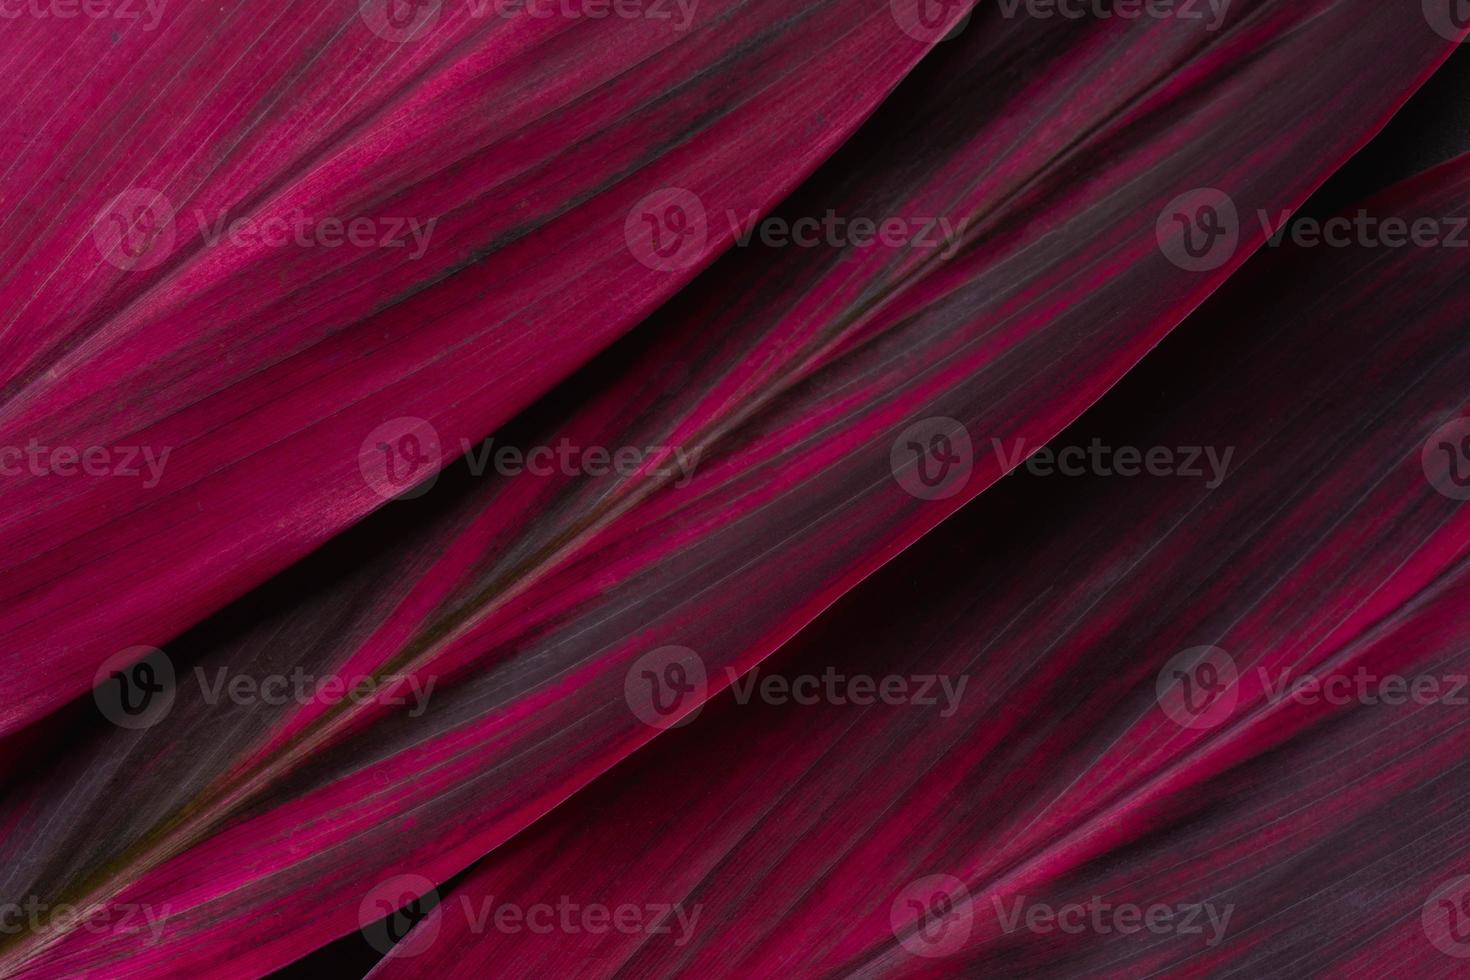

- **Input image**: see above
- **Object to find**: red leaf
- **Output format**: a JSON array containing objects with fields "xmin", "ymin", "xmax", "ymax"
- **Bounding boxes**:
[
  {"xmin": 0, "ymin": 3, "xmax": 1458, "ymax": 976},
  {"xmin": 366, "ymin": 156, "xmax": 1470, "ymax": 977},
  {"xmin": 0, "ymin": 0, "xmax": 957, "ymax": 734}
]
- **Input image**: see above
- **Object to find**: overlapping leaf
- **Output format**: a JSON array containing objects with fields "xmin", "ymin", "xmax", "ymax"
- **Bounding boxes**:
[
  {"xmin": 0, "ymin": 0, "xmax": 955, "ymax": 733},
  {"xmin": 0, "ymin": 2, "xmax": 1460, "ymax": 976},
  {"xmin": 369, "ymin": 155, "xmax": 1470, "ymax": 977}
]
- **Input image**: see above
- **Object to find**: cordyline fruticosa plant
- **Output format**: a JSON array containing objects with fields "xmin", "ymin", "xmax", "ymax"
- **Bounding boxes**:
[{"xmin": 0, "ymin": 0, "xmax": 1468, "ymax": 977}]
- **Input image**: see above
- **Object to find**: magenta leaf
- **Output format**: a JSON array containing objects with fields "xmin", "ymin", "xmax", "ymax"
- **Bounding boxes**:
[
  {"xmin": 0, "ymin": 0, "xmax": 959, "ymax": 734},
  {"xmin": 0, "ymin": 2, "xmax": 1460, "ymax": 976},
  {"xmin": 368, "ymin": 154, "xmax": 1470, "ymax": 977}
]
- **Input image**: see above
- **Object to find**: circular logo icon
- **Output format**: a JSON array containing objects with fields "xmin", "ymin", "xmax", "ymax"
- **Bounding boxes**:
[
  {"xmin": 1424, "ymin": 0, "xmax": 1470, "ymax": 42},
  {"xmin": 1424, "ymin": 876, "xmax": 1470, "ymax": 957},
  {"xmin": 93, "ymin": 188, "xmax": 175, "ymax": 272},
  {"xmin": 359, "ymin": 0, "xmax": 441, "ymax": 42},
  {"xmin": 1423, "ymin": 417, "xmax": 1470, "ymax": 501},
  {"xmin": 624, "ymin": 187, "xmax": 708, "ymax": 272},
  {"xmin": 1156, "ymin": 188, "xmax": 1239, "ymax": 272},
  {"xmin": 624, "ymin": 646, "xmax": 706, "ymax": 729},
  {"xmin": 359, "ymin": 874, "xmax": 441, "ymax": 956},
  {"xmin": 889, "ymin": 0, "xmax": 971, "ymax": 43},
  {"xmin": 1156, "ymin": 646, "xmax": 1238, "ymax": 729},
  {"xmin": 890, "ymin": 416, "xmax": 973, "ymax": 501},
  {"xmin": 93, "ymin": 646, "xmax": 175, "ymax": 729},
  {"xmin": 890, "ymin": 874, "xmax": 973, "ymax": 958},
  {"xmin": 361, "ymin": 417, "xmax": 441, "ymax": 501}
]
